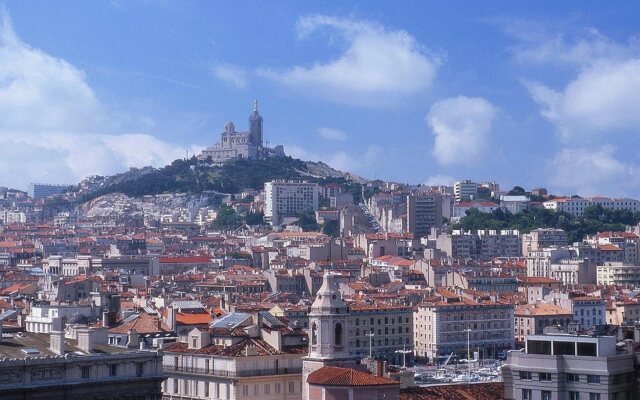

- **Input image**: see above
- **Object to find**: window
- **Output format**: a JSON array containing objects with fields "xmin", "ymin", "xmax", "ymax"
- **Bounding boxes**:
[
  {"xmin": 109, "ymin": 364, "xmax": 117, "ymax": 377},
  {"xmin": 242, "ymin": 385, "xmax": 249, "ymax": 396},
  {"xmin": 522, "ymin": 389, "xmax": 532, "ymax": 400},
  {"xmin": 275, "ymin": 383, "xmax": 281, "ymax": 394},
  {"xmin": 205, "ymin": 382, "xmax": 209, "ymax": 397},
  {"xmin": 254, "ymin": 385, "xmax": 259, "ymax": 395},
  {"xmin": 81, "ymin": 366, "xmax": 90, "ymax": 379},
  {"xmin": 264, "ymin": 384, "xmax": 270, "ymax": 395},
  {"xmin": 587, "ymin": 375, "xmax": 601, "ymax": 383},
  {"xmin": 289, "ymin": 381, "xmax": 295, "ymax": 393},
  {"xmin": 539, "ymin": 372, "xmax": 552, "ymax": 381},
  {"xmin": 590, "ymin": 394, "xmax": 601, "ymax": 400},
  {"xmin": 519, "ymin": 371, "xmax": 532, "ymax": 380},
  {"xmin": 567, "ymin": 373, "xmax": 580, "ymax": 382},
  {"xmin": 136, "ymin": 362, "xmax": 144, "ymax": 377},
  {"xmin": 569, "ymin": 392, "xmax": 580, "ymax": 400},
  {"xmin": 184, "ymin": 380, "xmax": 189, "ymax": 395},
  {"xmin": 311, "ymin": 322, "xmax": 317, "ymax": 345},
  {"xmin": 542, "ymin": 391, "xmax": 551, "ymax": 400},
  {"xmin": 335, "ymin": 323, "xmax": 343, "ymax": 346}
]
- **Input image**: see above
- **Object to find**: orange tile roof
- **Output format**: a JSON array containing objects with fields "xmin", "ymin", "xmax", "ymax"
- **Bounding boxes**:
[
  {"xmin": 307, "ymin": 366, "xmax": 399, "ymax": 387},
  {"xmin": 176, "ymin": 312, "xmax": 212, "ymax": 325}
]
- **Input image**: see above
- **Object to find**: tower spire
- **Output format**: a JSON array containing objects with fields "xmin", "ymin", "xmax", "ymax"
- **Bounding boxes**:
[{"xmin": 253, "ymin": 99, "xmax": 258, "ymax": 112}]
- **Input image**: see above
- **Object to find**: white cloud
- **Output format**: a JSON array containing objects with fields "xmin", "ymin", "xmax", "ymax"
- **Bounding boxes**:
[
  {"xmin": 283, "ymin": 143, "xmax": 380, "ymax": 176},
  {"xmin": 424, "ymin": 174, "xmax": 454, "ymax": 186},
  {"xmin": 526, "ymin": 59, "xmax": 640, "ymax": 141},
  {"xmin": 0, "ymin": 11, "xmax": 199, "ymax": 190},
  {"xmin": 426, "ymin": 96, "xmax": 498, "ymax": 166},
  {"xmin": 316, "ymin": 127, "xmax": 347, "ymax": 141},
  {"xmin": 259, "ymin": 15, "xmax": 441, "ymax": 107},
  {"xmin": 549, "ymin": 146, "xmax": 637, "ymax": 196},
  {"xmin": 212, "ymin": 64, "xmax": 248, "ymax": 89},
  {"xmin": 509, "ymin": 25, "xmax": 640, "ymax": 66}
]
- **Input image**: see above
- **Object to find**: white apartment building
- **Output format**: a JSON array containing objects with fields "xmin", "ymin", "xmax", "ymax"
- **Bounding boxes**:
[
  {"xmin": 413, "ymin": 290, "xmax": 514, "ymax": 361},
  {"xmin": 544, "ymin": 197, "xmax": 640, "ymax": 217},
  {"xmin": 597, "ymin": 262, "xmax": 640, "ymax": 286},
  {"xmin": 264, "ymin": 181, "xmax": 319, "ymax": 225},
  {"xmin": 453, "ymin": 180, "xmax": 478, "ymax": 202},
  {"xmin": 521, "ymin": 229, "xmax": 569, "ymax": 254}
]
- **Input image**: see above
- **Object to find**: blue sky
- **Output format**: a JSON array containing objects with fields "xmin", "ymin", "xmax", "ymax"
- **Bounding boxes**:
[{"xmin": 2, "ymin": 1, "xmax": 640, "ymax": 196}]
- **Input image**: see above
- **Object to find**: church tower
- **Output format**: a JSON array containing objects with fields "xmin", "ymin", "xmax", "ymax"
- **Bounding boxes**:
[
  {"xmin": 302, "ymin": 271, "xmax": 356, "ymax": 400},
  {"xmin": 248, "ymin": 100, "xmax": 263, "ymax": 146}
]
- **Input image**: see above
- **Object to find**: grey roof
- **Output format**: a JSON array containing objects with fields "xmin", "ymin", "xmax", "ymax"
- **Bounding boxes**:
[
  {"xmin": 210, "ymin": 312, "xmax": 251, "ymax": 329},
  {"xmin": 171, "ymin": 300, "xmax": 205, "ymax": 310},
  {"xmin": 0, "ymin": 309, "xmax": 18, "ymax": 321},
  {"xmin": 259, "ymin": 311, "xmax": 284, "ymax": 329}
]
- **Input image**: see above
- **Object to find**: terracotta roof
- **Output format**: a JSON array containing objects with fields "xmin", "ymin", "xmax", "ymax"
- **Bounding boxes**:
[
  {"xmin": 515, "ymin": 303, "xmax": 572, "ymax": 317},
  {"xmin": 307, "ymin": 366, "xmax": 399, "ymax": 387},
  {"xmin": 176, "ymin": 312, "xmax": 212, "ymax": 325},
  {"xmin": 108, "ymin": 312, "xmax": 170, "ymax": 334}
]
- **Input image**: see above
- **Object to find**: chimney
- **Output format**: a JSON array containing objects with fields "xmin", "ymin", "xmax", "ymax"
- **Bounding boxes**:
[
  {"xmin": 376, "ymin": 359, "xmax": 384, "ymax": 377},
  {"xmin": 50, "ymin": 317, "xmax": 65, "ymax": 355},
  {"xmin": 102, "ymin": 310, "xmax": 110, "ymax": 328},
  {"xmin": 77, "ymin": 328, "xmax": 94, "ymax": 353},
  {"xmin": 126, "ymin": 329, "xmax": 140, "ymax": 349},
  {"xmin": 167, "ymin": 306, "xmax": 177, "ymax": 332},
  {"xmin": 0, "ymin": 320, "xmax": 3, "ymax": 344}
]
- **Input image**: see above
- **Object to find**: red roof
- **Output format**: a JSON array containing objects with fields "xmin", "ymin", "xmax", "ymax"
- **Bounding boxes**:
[
  {"xmin": 307, "ymin": 366, "xmax": 399, "ymax": 387},
  {"xmin": 159, "ymin": 256, "xmax": 211, "ymax": 264}
]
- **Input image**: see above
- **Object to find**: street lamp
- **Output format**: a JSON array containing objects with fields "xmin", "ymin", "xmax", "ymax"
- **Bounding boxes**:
[
  {"xmin": 366, "ymin": 332, "xmax": 375, "ymax": 359},
  {"xmin": 395, "ymin": 345, "xmax": 411, "ymax": 369},
  {"xmin": 463, "ymin": 326, "xmax": 472, "ymax": 384}
]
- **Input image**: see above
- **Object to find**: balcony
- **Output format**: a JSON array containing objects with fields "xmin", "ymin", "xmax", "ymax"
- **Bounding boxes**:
[{"xmin": 164, "ymin": 365, "xmax": 302, "ymax": 378}]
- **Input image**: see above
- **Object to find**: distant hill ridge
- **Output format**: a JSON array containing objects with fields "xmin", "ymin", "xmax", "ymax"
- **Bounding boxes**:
[{"xmin": 75, "ymin": 156, "xmax": 367, "ymax": 202}]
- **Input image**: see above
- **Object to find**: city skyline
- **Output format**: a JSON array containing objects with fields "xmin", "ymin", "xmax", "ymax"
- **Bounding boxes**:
[{"xmin": 1, "ymin": 1, "xmax": 640, "ymax": 196}]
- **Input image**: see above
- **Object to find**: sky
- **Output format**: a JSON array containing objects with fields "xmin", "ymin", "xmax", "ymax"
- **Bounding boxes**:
[{"xmin": 1, "ymin": 1, "xmax": 640, "ymax": 197}]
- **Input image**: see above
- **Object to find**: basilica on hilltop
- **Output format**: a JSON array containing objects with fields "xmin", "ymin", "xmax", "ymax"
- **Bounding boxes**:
[{"xmin": 199, "ymin": 101, "xmax": 285, "ymax": 163}]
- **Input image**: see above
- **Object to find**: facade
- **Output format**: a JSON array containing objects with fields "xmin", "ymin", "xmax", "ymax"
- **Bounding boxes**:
[
  {"xmin": 543, "ymin": 197, "xmax": 640, "ymax": 217},
  {"xmin": 0, "ymin": 324, "xmax": 163, "ymax": 400},
  {"xmin": 162, "ymin": 312, "xmax": 307, "ymax": 400},
  {"xmin": 433, "ymin": 229, "xmax": 522, "ymax": 260},
  {"xmin": 264, "ymin": 181, "xmax": 319, "ymax": 225},
  {"xmin": 452, "ymin": 201, "xmax": 500, "ymax": 219},
  {"xmin": 406, "ymin": 193, "xmax": 442, "ymax": 239},
  {"xmin": 28, "ymin": 183, "xmax": 68, "ymax": 199},
  {"xmin": 514, "ymin": 303, "xmax": 573, "ymax": 343},
  {"xmin": 347, "ymin": 304, "xmax": 413, "ymax": 364},
  {"xmin": 199, "ymin": 101, "xmax": 285, "ymax": 163},
  {"xmin": 503, "ymin": 333, "xmax": 635, "ymax": 400},
  {"xmin": 597, "ymin": 262, "xmax": 640, "ymax": 286},
  {"xmin": 453, "ymin": 180, "xmax": 478, "ymax": 202},
  {"xmin": 413, "ymin": 290, "xmax": 515, "ymax": 361},
  {"xmin": 521, "ymin": 229, "xmax": 569, "ymax": 254}
]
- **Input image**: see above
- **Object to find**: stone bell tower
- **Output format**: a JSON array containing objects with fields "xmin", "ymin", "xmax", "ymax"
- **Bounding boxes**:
[{"xmin": 302, "ymin": 271, "xmax": 356, "ymax": 400}]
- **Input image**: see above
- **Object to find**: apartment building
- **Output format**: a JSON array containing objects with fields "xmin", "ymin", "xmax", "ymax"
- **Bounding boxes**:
[
  {"xmin": 514, "ymin": 303, "xmax": 572, "ymax": 342},
  {"xmin": 264, "ymin": 180, "xmax": 319, "ymax": 225},
  {"xmin": 406, "ymin": 193, "xmax": 442, "ymax": 239},
  {"xmin": 521, "ymin": 229, "xmax": 569, "ymax": 254},
  {"xmin": 413, "ymin": 289, "xmax": 514, "ymax": 361},
  {"xmin": 503, "ymin": 333, "xmax": 635, "ymax": 400},
  {"xmin": 543, "ymin": 197, "xmax": 640, "ymax": 217},
  {"xmin": 162, "ymin": 311, "xmax": 307, "ymax": 400},
  {"xmin": 453, "ymin": 180, "xmax": 478, "ymax": 202},
  {"xmin": 597, "ymin": 262, "xmax": 640, "ymax": 285},
  {"xmin": 347, "ymin": 303, "xmax": 413, "ymax": 365},
  {"xmin": 433, "ymin": 229, "xmax": 521, "ymax": 260},
  {"xmin": 526, "ymin": 247, "xmax": 597, "ymax": 284}
]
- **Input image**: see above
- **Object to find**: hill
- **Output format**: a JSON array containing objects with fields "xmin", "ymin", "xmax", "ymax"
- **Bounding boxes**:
[{"xmin": 77, "ymin": 156, "xmax": 367, "ymax": 202}]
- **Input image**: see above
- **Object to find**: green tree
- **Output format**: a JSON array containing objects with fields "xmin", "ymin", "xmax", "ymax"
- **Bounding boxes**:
[
  {"xmin": 296, "ymin": 209, "xmax": 319, "ymax": 231},
  {"xmin": 322, "ymin": 220, "xmax": 340, "ymax": 237},
  {"xmin": 212, "ymin": 205, "xmax": 243, "ymax": 231}
]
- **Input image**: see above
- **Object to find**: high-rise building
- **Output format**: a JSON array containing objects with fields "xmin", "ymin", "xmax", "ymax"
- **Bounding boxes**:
[
  {"xmin": 453, "ymin": 180, "xmax": 478, "ymax": 202},
  {"xmin": 28, "ymin": 183, "xmax": 68, "ymax": 199},
  {"xmin": 265, "ymin": 181, "xmax": 319, "ymax": 225},
  {"xmin": 406, "ymin": 193, "xmax": 442, "ymax": 239}
]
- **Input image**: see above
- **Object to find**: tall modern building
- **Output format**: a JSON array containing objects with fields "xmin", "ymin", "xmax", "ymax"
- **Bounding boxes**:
[
  {"xmin": 453, "ymin": 180, "xmax": 478, "ymax": 202},
  {"xmin": 406, "ymin": 193, "xmax": 442, "ymax": 239},
  {"xmin": 29, "ymin": 183, "xmax": 68, "ymax": 199},
  {"xmin": 503, "ymin": 333, "xmax": 636, "ymax": 400},
  {"xmin": 200, "ymin": 101, "xmax": 285, "ymax": 163},
  {"xmin": 264, "ymin": 181, "xmax": 319, "ymax": 226}
]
